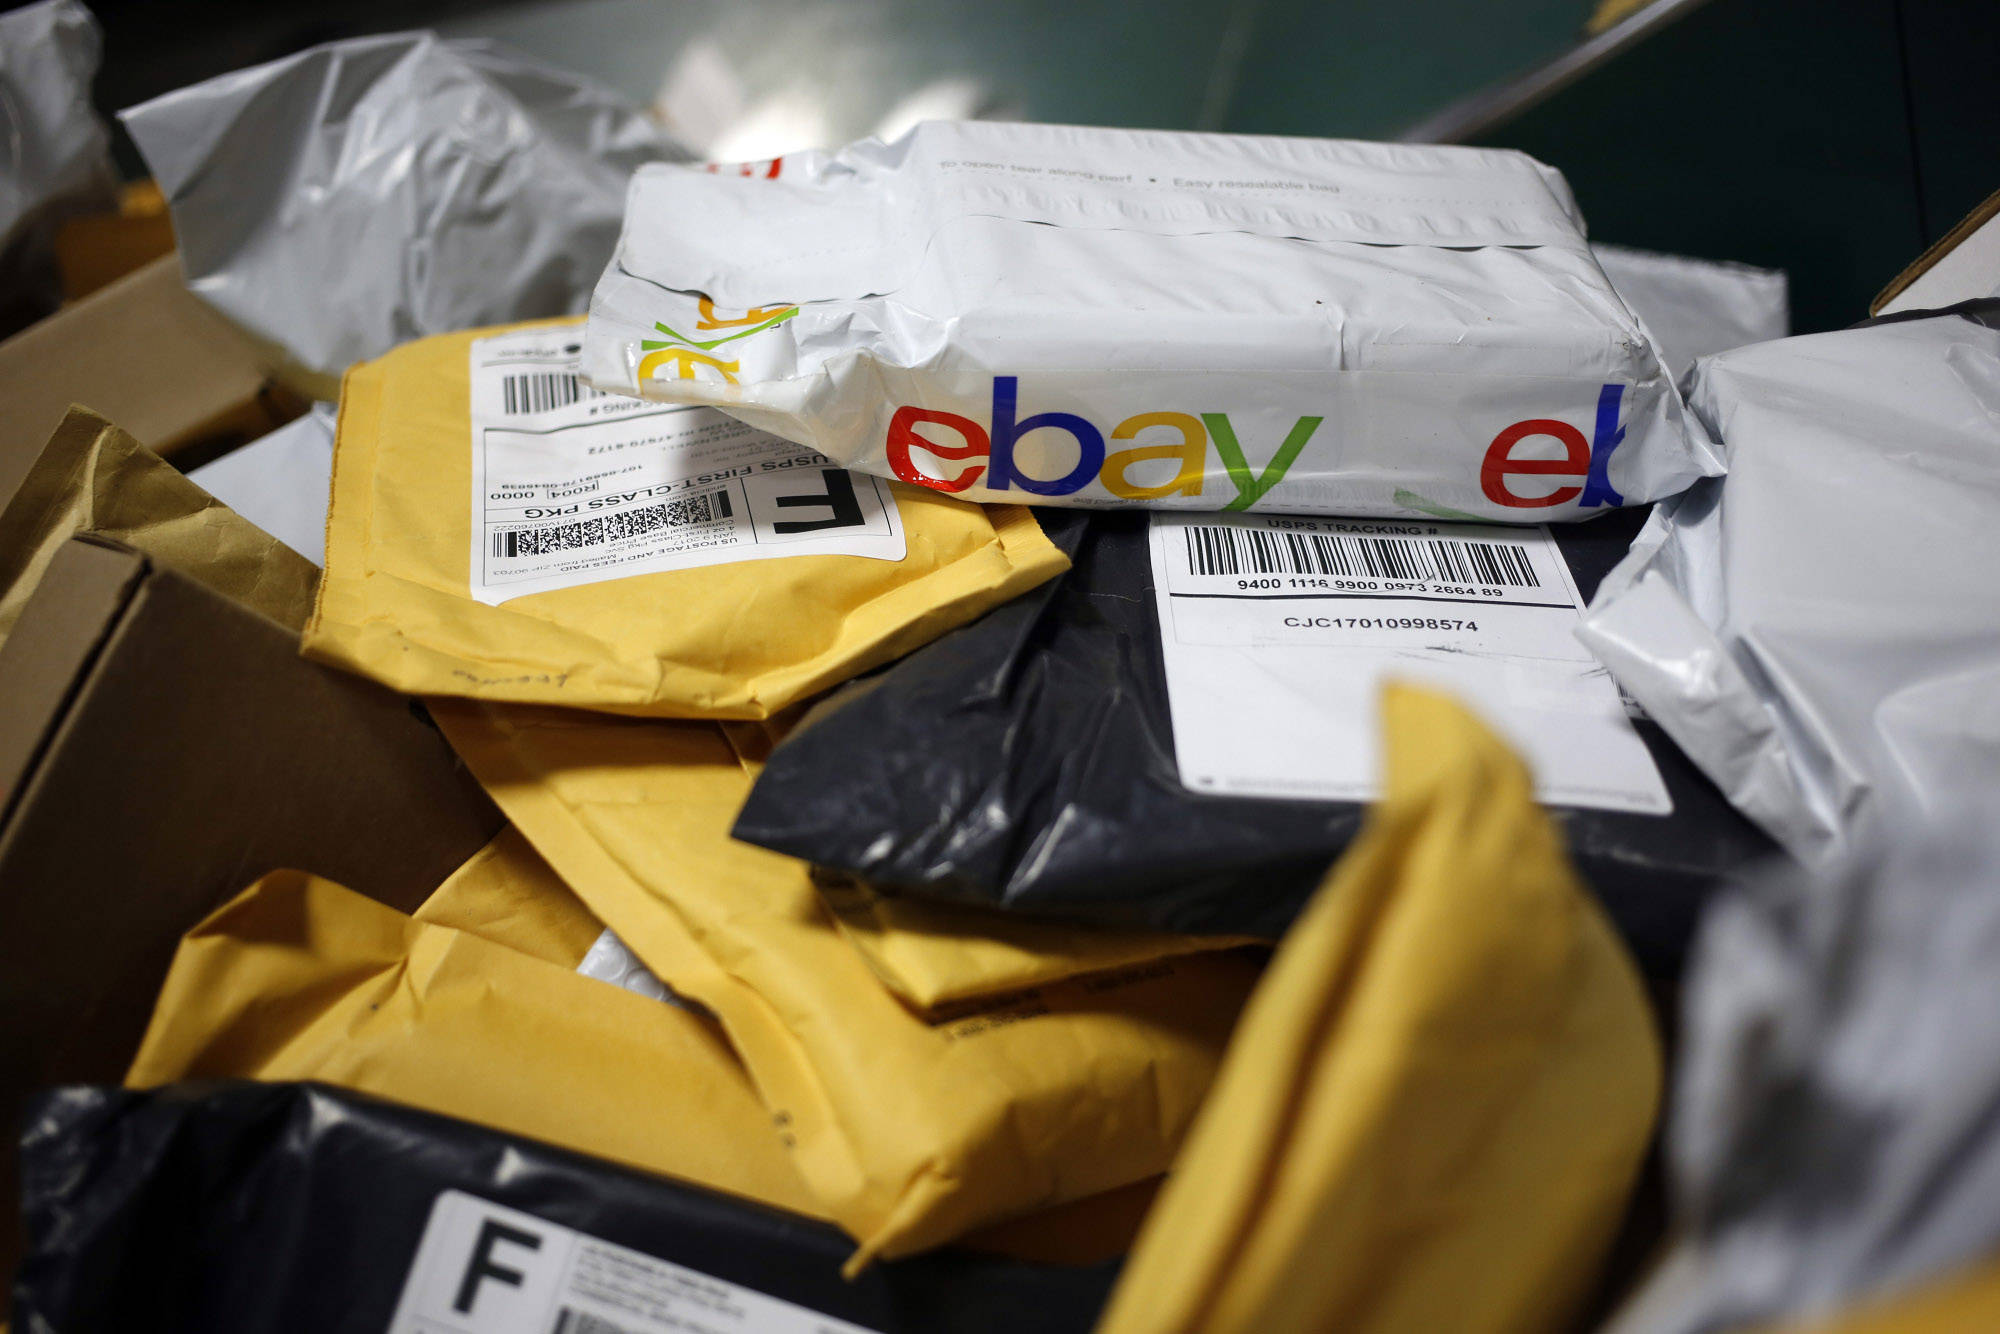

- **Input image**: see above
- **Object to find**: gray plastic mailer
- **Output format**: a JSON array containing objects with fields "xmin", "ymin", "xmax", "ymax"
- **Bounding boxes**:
[
  {"xmin": 0, "ymin": 0, "xmax": 115, "ymax": 297},
  {"xmin": 120, "ymin": 31, "xmax": 688, "ymax": 394},
  {"xmin": 1591, "ymin": 244, "xmax": 1789, "ymax": 384},
  {"xmin": 1607, "ymin": 807, "xmax": 2000, "ymax": 1333},
  {"xmin": 1577, "ymin": 303, "xmax": 2000, "ymax": 868}
]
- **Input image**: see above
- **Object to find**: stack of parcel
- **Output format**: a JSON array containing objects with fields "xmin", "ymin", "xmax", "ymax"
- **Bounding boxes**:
[{"xmin": 9, "ymin": 14, "xmax": 2000, "ymax": 1334}]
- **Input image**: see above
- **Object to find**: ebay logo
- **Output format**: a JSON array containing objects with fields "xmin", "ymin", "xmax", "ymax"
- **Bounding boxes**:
[{"xmin": 886, "ymin": 377, "xmax": 1629, "ymax": 510}]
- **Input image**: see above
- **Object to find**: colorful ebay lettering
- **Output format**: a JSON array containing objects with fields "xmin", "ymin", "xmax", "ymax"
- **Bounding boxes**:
[{"xmin": 887, "ymin": 378, "xmax": 1631, "ymax": 511}]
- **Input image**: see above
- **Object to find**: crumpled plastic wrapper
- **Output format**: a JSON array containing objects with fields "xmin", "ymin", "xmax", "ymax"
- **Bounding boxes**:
[
  {"xmin": 1607, "ymin": 805, "xmax": 2000, "ymax": 1333},
  {"xmin": 120, "ymin": 30, "xmax": 691, "ymax": 396},
  {"xmin": 1578, "ymin": 302, "xmax": 2000, "ymax": 868},
  {"xmin": 0, "ymin": 0, "xmax": 116, "ymax": 314}
]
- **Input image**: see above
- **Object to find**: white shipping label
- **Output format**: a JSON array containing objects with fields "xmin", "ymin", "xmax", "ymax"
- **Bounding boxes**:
[
  {"xmin": 1147, "ymin": 512, "xmax": 1671, "ymax": 814},
  {"xmin": 388, "ymin": 1190, "xmax": 880, "ymax": 1334},
  {"xmin": 469, "ymin": 330, "xmax": 903, "ymax": 605}
]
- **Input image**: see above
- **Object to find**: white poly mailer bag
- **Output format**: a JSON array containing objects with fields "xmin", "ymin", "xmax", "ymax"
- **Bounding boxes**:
[
  {"xmin": 1591, "ymin": 244, "xmax": 1789, "ymax": 383},
  {"xmin": 1608, "ymin": 805, "xmax": 2000, "ymax": 1334},
  {"xmin": 1577, "ymin": 305, "xmax": 2000, "ymax": 868},
  {"xmin": 120, "ymin": 31, "xmax": 690, "ymax": 394},
  {"xmin": 582, "ymin": 121, "xmax": 1718, "ymax": 520},
  {"xmin": 0, "ymin": 0, "xmax": 115, "ymax": 295}
]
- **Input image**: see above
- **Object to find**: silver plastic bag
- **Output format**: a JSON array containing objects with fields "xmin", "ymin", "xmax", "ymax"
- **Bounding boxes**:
[
  {"xmin": 0, "ymin": 0, "xmax": 115, "ymax": 307},
  {"xmin": 1608, "ymin": 806, "xmax": 2000, "ymax": 1333},
  {"xmin": 120, "ymin": 31, "xmax": 690, "ymax": 395},
  {"xmin": 1578, "ymin": 304, "xmax": 2000, "ymax": 867}
]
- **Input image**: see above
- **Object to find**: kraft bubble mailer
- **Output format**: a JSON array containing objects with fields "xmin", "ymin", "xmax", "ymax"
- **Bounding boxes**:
[
  {"xmin": 429, "ymin": 699, "xmax": 1262, "ymax": 1268},
  {"xmin": 302, "ymin": 318, "xmax": 1067, "ymax": 718},
  {"xmin": 582, "ymin": 122, "xmax": 1718, "ymax": 521},
  {"xmin": 124, "ymin": 851, "xmax": 826, "ymax": 1219},
  {"xmin": 1098, "ymin": 687, "xmax": 1660, "ymax": 1334}
]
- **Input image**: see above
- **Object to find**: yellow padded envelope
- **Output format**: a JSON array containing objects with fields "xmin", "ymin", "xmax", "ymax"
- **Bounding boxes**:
[
  {"xmin": 1097, "ymin": 686, "xmax": 1662, "ymax": 1334},
  {"xmin": 431, "ymin": 700, "xmax": 1263, "ymax": 1269},
  {"xmin": 301, "ymin": 319, "xmax": 1068, "ymax": 718},
  {"xmin": 122, "ymin": 829, "xmax": 1163, "ymax": 1268},
  {"xmin": 124, "ymin": 860, "xmax": 823, "ymax": 1218}
]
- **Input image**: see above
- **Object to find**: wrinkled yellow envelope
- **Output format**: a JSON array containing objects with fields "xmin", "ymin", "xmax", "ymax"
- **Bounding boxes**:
[
  {"xmin": 124, "ymin": 827, "xmax": 1164, "ymax": 1266},
  {"xmin": 125, "ymin": 855, "xmax": 824, "ymax": 1218},
  {"xmin": 1097, "ymin": 685, "xmax": 1662, "ymax": 1334},
  {"xmin": 0, "ymin": 406, "xmax": 317, "ymax": 648},
  {"xmin": 716, "ymin": 720, "xmax": 1256, "ymax": 1011},
  {"xmin": 302, "ymin": 319, "xmax": 1068, "ymax": 718},
  {"xmin": 431, "ymin": 700, "xmax": 1263, "ymax": 1268}
]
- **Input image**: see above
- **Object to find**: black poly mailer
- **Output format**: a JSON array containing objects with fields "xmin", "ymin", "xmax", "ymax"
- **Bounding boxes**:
[
  {"xmin": 733, "ymin": 509, "xmax": 1774, "ymax": 978},
  {"xmin": 12, "ymin": 1081, "xmax": 1117, "ymax": 1333}
]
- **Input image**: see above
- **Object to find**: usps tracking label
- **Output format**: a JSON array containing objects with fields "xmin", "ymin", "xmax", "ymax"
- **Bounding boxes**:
[
  {"xmin": 388, "ymin": 1190, "xmax": 879, "ymax": 1334},
  {"xmin": 1147, "ymin": 512, "xmax": 1671, "ymax": 815},
  {"xmin": 468, "ymin": 330, "xmax": 903, "ymax": 605}
]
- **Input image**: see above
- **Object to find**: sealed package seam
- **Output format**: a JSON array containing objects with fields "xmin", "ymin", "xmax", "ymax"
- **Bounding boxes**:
[
  {"xmin": 301, "ymin": 319, "xmax": 1069, "ymax": 717},
  {"xmin": 119, "ymin": 30, "xmax": 689, "ymax": 395},
  {"xmin": 583, "ymin": 121, "xmax": 1717, "ymax": 519},
  {"xmin": 1577, "ymin": 301, "xmax": 2000, "ymax": 867},
  {"xmin": 430, "ymin": 699, "xmax": 1261, "ymax": 1267}
]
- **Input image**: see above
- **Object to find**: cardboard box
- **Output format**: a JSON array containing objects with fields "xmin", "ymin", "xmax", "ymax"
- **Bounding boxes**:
[
  {"xmin": 1874, "ymin": 185, "xmax": 2000, "ymax": 314},
  {"xmin": 0, "ymin": 536, "xmax": 503, "ymax": 1280},
  {"xmin": 0, "ymin": 253, "xmax": 305, "ymax": 512}
]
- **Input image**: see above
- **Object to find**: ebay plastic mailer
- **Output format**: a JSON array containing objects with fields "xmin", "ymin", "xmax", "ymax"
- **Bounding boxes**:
[
  {"xmin": 1577, "ymin": 303, "xmax": 2000, "ymax": 868},
  {"xmin": 582, "ymin": 121, "xmax": 1718, "ymax": 520}
]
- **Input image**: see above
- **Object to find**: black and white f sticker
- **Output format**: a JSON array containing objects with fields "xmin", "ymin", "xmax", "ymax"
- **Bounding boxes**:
[{"xmin": 388, "ymin": 1189, "xmax": 880, "ymax": 1334}]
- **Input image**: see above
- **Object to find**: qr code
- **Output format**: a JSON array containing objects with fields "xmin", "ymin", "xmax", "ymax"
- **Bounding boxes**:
[{"xmin": 493, "ymin": 490, "xmax": 732, "ymax": 559}]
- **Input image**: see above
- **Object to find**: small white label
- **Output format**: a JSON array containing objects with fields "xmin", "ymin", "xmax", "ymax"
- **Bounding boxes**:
[
  {"xmin": 1147, "ymin": 512, "xmax": 1671, "ymax": 814},
  {"xmin": 388, "ymin": 1190, "xmax": 879, "ymax": 1334},
  {"xmin": 469, "ymin": 330, "xmax": 904, "ymax": 605}
]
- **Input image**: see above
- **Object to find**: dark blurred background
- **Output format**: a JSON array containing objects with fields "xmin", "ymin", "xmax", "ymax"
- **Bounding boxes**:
[{"xmin": 49, "ymin": 0, "xmax": 2000, "ymax": 332}]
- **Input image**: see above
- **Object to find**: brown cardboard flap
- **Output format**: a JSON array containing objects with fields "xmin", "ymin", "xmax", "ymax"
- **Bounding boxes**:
[
  {"xmin": 0, "ymin": 538, "xmax": 146, "ymax": 819},
  {"xmin": 0, "ymin": 254, "xmax": 306, "ymax": 510},
  {"xmin": 0, "ymin": 536, "xmax": 502, "ymax": 1279},
  {"xmin": 1873, "ymin": 185, "xmax": 2000, "ymax": 314}
]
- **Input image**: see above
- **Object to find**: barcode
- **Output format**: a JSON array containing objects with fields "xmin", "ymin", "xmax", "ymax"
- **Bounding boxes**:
[
  {"xmin": 1182, "ymin": 525, "xmax": 1540, "ymax": 587},
  {"xmin": 552, "ymin": 1308, "xmax": 642, "ymax": 1334},
  {"xmin": 492, "ymin": 490, "xmax": 732, "ymax": 558},
  {"xmin": 503, "ymin": 371, "xmax": 605, "ymax": 415}
]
